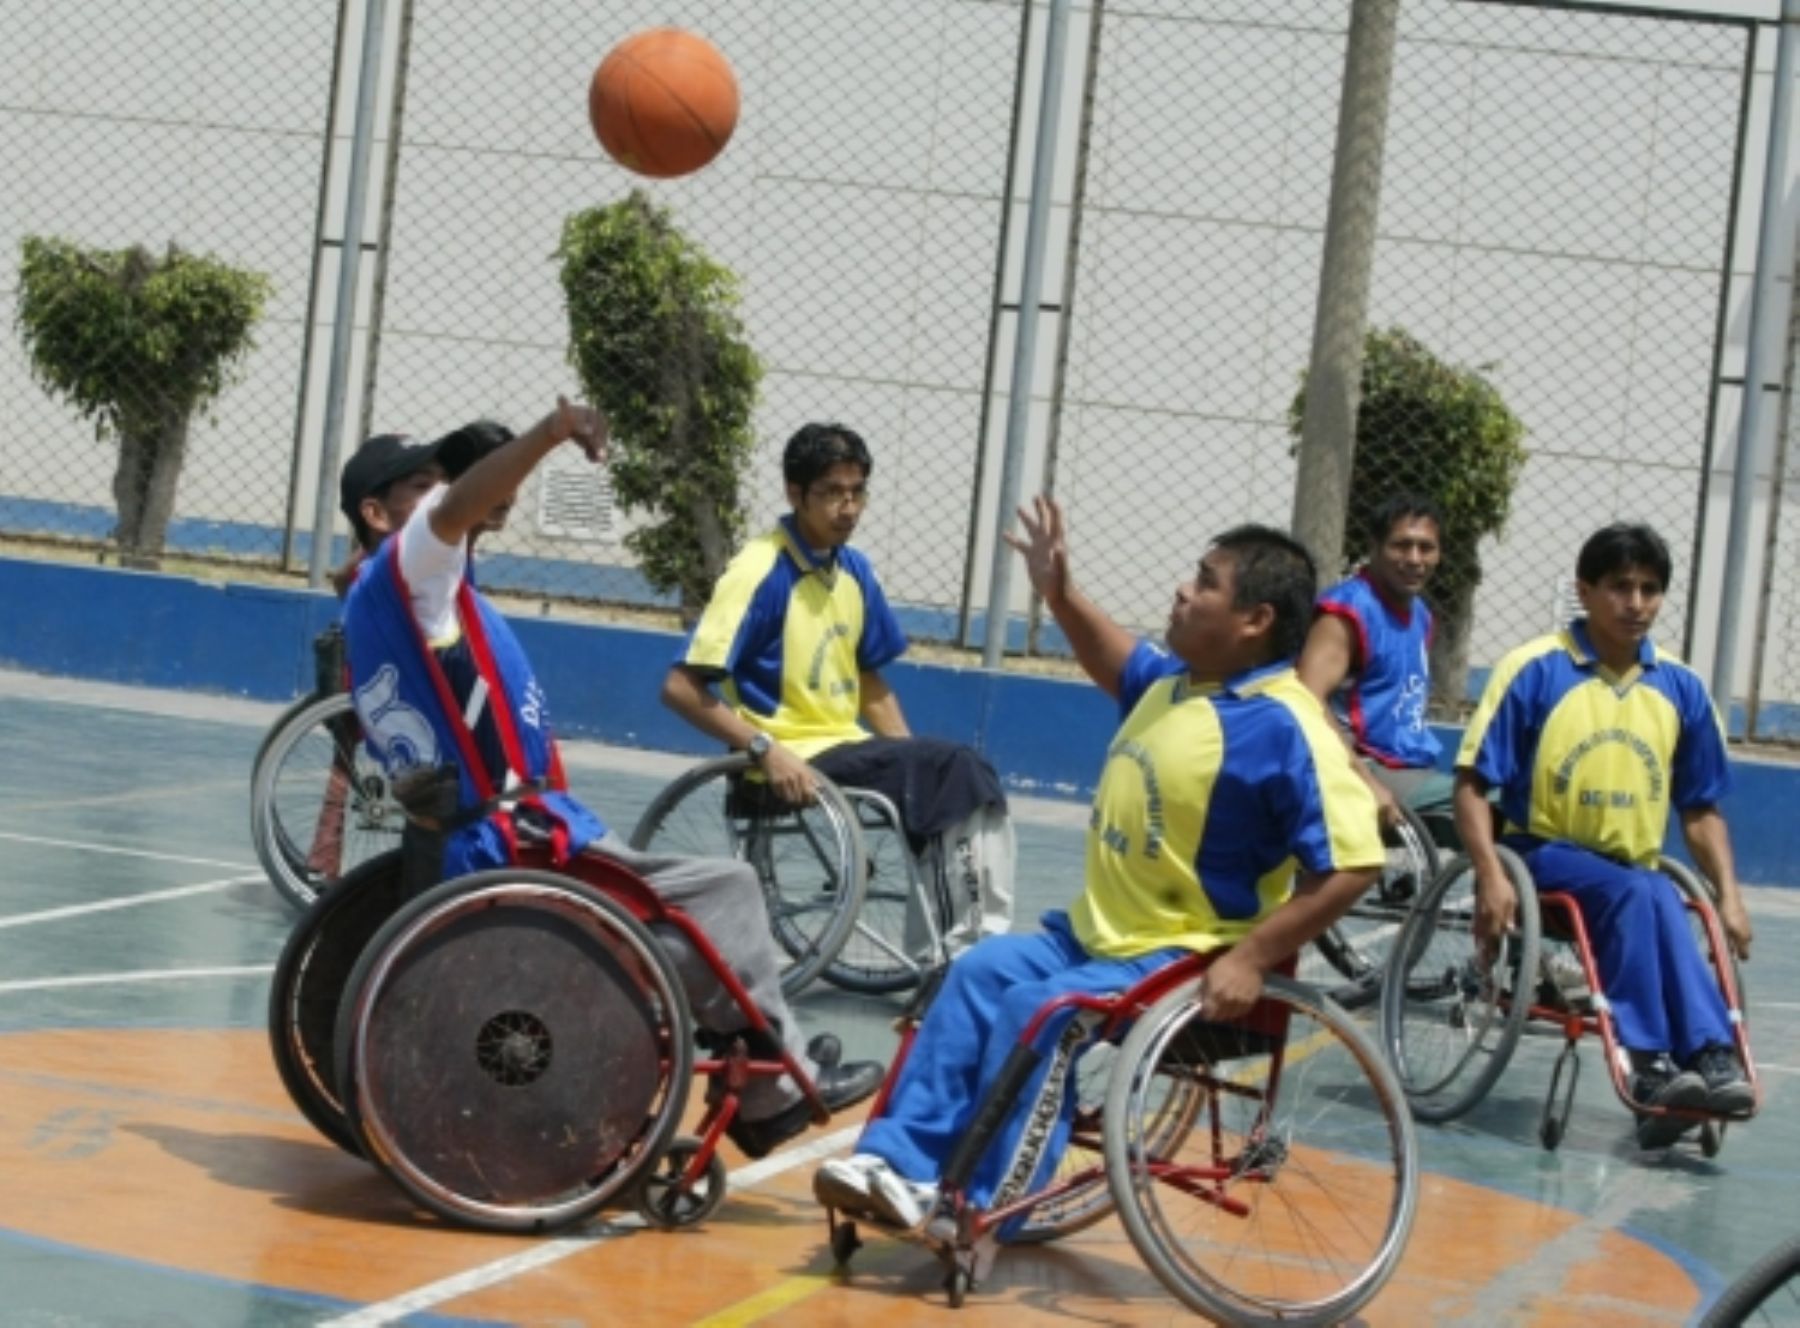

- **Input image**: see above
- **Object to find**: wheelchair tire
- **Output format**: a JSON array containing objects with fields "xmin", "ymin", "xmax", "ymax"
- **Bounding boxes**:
[
  {"xmin": 1314, "ymin": 803, "xmax": 1440, "ymax": 1011},
  {"xmin": 334, "ymin": 870, "xmax": 693, "ymax": 1233},
  {"xmin": 266, "ymin": 848, "xmax": 412, "ymax": 1157},
  {"xmin": 1700, "ymin": 1234, "xmax": 1800, "ymax": 1327},
  {"xmin": 1379, "ymin": 846, "xmax": 1541, "ymax": 1123},
  {"xmin": 1103, "ymin": 974, "xmax": 1419, "ymax": 1326},
  {"xmin": 822, "ymin": 791, "xmax": 957, "ymax": 996},
  {"xmin": 1659, "ymin": 856, "xmax": 1748, "ymax": 1009},
  {"xmin": 629, "ymin": 753, "xmax": 867, "ymax": 997},
  {"xmin": 250, "ymin": 691, "xmax": 404, "ymax": 911}
]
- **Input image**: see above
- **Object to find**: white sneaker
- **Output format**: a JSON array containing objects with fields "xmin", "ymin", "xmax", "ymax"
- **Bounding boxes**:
[{"xmin": 813, "ymin": 1153, "xmax": 937, "ymax": 1230}]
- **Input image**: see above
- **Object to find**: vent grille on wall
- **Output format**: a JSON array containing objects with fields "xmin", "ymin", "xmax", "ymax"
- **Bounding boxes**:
[{"xmin": 534, "ymin": 455, "xmax": 615, "ymax": 542}]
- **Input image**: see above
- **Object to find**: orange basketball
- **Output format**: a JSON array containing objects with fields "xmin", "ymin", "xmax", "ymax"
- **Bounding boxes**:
[{"xmin": 588, "ymin": 28, "xmax": 739, "ymax": 179}]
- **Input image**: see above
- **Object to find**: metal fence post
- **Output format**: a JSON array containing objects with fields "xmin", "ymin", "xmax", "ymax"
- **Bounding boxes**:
[
  {"xmin": 1712, "ymin": 0, "xmax": 1800, "ymax": 714},
  {"xmin": 306, "ymin": 0, "xmax": 390, "ymax": 586}
]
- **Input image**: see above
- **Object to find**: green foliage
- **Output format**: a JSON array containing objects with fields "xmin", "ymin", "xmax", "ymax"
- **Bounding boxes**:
[
  {"xmin": 16, "ymin": 237, "xmax": 270, "ymax": 439},
  {"xmin": 557, "ymin": 191, "xmax": 762, "ymax": 614},
  {"xmin": 1289, "ymin": 326, "xmax": 1527, "ymax": 609}
]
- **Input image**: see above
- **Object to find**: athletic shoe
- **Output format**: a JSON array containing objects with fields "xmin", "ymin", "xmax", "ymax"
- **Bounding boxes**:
[
  {"xmin": 1630, "ymin": 1054, "xmax": 1708, "ymax": 1150},
  {"xmin": 814, "ymin": 1154, "xmax": 937, "ymax": 1230},
  {"xmin": 1689, "ymin": 1044, "xmax": 1754, "ymax": 1115}
]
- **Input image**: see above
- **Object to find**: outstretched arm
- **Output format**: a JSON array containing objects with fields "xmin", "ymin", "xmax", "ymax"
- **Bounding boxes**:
[
  {"xmin": 1002, "ymin": 494, "xmax": 1136, "ymax": 697},
  {"xmin": 859, "ymin": 670, "xmax": 911, "ymax": 738},
  {"xmin": 1681, "ymin": 806, "xmax": 1752, "ymax": 960},
  {"xmin": 429, "ymin": 397, "xmax": 606, "ymax": 548}
]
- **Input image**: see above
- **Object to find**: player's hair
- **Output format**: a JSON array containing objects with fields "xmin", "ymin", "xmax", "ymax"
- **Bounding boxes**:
[
  {"xmin": 438, "ymin": 419, "xmax": 516, "ymax": 480},
  {"xmin": 783, "ymin": 422, "xmax": 873, "ymax": 490},
  {"xmin": 1364, "ymin": 491, "xmax": 1444, "ymax": 548},
  {"xmin": 1577, "ymin": 522, "xmax": 1671, "ymax": 591},
  {"xmin": 1211, "ymin": 525, "xmax": 1319, "ymax": 663}
]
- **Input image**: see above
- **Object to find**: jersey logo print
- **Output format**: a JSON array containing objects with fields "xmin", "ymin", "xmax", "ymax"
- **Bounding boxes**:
[
  {"xmin": 1551, "ymin": 726, "xmax": 1666, "ymax": 806},
  {"xmin": 1091, "ymin": 738, "xmax": 1166, "ymax": 861},
  {"xmin": 353, "ymin": 663, "xmax": 439, "ymax": 772},
  {"xmin": 805, "ymin": 621, "xmax": 854, "ymax": 695}
]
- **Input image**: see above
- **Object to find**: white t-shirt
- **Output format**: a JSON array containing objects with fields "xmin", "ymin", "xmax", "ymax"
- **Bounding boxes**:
[{"xmin": 397, "ymin": 485, "xmax": 466, "ymax": 646}]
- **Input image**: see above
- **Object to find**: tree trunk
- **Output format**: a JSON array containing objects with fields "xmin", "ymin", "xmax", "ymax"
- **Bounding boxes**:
[
  {"xmin": 110, "ymin": 410, "xmax": 190, "ymax": 566},
  {"xmin": 1429, "ymin": 580, "xmax": 1476, "ymax": 720},
  {"xmin": 678, "ymin": 490, "xmax": 730, "ymax": 626}
]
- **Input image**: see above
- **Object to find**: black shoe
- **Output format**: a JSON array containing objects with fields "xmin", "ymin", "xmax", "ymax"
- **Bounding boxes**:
[
  {"xmin": 1630, "ymin": 1054, "xmax": 1707, "ymax": 1150},
  {"xmin": 807, "ymin": 1033, "xmax": 842, "ymax": 1070},
  {"xmin": 726, "ymin": 1097, "xmax": 813, "ymax": 1160},
  {"xmin": 817, "ymin": 1059, "xmax": 884, "ymax": 1113},
  {"xmin": 1689, "ymin": 1044, "xmax": 1754, "ymax": 1115}
]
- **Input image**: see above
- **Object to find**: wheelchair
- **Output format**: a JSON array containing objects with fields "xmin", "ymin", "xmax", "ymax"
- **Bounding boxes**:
[
  {"xmin": 822, "ymin": 952, "xmax": 1420, "ymax": 1325},
  {"xmin": 630, "ymin": 754, "xmax": 962, "ymax": 996},
  {"xmin": 1377, "ymin": 845, "xmax": 1759, "ymax": 1153},
  {"xmin": 249, "ymin": 625, "xmax": 403, "ymax": 910},
  {"xmin": 1311, "ymin": 801, "xmax": 1440, "ymax": 1011},
  {"xmin": 268, "ymin": 840, "xmax": 835, "ymax": 1233}
]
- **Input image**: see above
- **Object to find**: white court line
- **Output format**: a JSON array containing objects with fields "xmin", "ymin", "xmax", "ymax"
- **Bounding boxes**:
[
  {"xmin": 0, "ymin": 964, "xmax": 272, "ymax": 994},
  {"xmin": 0, "ymin": 875, "xmax": 261, "ymax": 930},
  {"xmin": 0, "ymin": 829, "xmax": 255, "ymax": 873},
  {"xmin": 318, "ymin": 1125, "xmax": 861, "ymax": 1328}
]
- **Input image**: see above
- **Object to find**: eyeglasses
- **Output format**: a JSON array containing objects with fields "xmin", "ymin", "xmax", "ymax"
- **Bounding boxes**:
[{"xmin": 808, "ymin": 483, "xmax": 870, "ymax": 508}]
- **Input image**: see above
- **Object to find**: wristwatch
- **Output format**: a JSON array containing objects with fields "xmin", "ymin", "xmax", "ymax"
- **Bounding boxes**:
[{"xmin": 746, "ymin": 731, "xmax": 773, "ymax": 764}]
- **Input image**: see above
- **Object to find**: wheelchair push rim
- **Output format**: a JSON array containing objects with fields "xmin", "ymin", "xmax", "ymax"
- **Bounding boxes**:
[
  {"xmin": 336, "ymin": 871, "xmax": 694, "ymax": 1233},
  {"xmin": 1104, "ymin": 974, "xmax": 1419, "ymax": 1327},
  {"xmin": 1313, "ymin": 802, "xmax": 1441, "ymax": 1011}
]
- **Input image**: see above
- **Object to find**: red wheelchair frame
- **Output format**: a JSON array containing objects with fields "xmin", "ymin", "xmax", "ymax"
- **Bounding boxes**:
[{"xmin": 826, "ymin": 949, "xmax": 1420, "ymax": 1324}]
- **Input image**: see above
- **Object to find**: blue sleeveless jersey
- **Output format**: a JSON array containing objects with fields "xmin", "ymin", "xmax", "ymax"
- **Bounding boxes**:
[
  {"xmin": 1315, "ymin": 571, "xmax": 1440, "ymax": 770},
  {"xmin": 343, "ymin": 539, "xmax": 605, "ymax": 875}
]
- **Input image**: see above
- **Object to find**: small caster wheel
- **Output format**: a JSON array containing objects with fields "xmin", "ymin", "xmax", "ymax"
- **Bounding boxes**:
[
  {"xmin": 1700, "ymin": 1120, "xmax": 1724, "ymax": 1158},
  {"xmin": 830, "ymin": 1219, "xmax": 862, "ymax": 1266},
  {"xmin": 1540, "ymin": 1117, "xmax": 1563, "ymax": 1151},
  {"xmin": 635, "ymin": 1136, "xmax": 728, "ymax": 1228},
  {"xmin": 945, "ymin": 1264, "xmax": 973, "ymax": 1308}
]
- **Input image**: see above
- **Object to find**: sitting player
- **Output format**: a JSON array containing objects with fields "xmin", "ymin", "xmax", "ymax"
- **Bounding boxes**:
[
  {"xmin": 1297, "ymin": 492, "xmax": 1452, "ymax": 831},
  {"xmin": 337, "ymin": 399, "xmax": 881, "ymax": 1158},
  {"xmin": 1457, "ymin": 522, "xmax": 1754, "ymax": 1149},
  {"xmin": 811, "ymin": 494, "xmax": 1384, "ymax": 1228},
  {"xmin": 661, "ymin": 422, "xmax": 1014, "ymax": 953}
]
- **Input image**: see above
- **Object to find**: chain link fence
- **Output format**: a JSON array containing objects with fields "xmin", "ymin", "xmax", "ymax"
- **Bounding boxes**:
[
  {"xmin": 0, "ymin": 0, "xmax": 341, "ymax": 568},
  {"xmin": 0, "ymin": 0, "xmax": 1772, "ymax": 720}
]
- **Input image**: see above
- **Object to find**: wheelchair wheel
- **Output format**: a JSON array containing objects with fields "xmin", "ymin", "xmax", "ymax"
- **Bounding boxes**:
[
  {"xmin": 265, "ymin": 848, "xmax": 411, "ymax": 1157},
  {"xmin": 334, "ymin": 870, "xmax": 693, "ymax": 1233},
  {"xmin": 1701, "ymin": 1234, "xmax": 1800, "ymax": 1327},
  {"xmin": 1660, "ymin": 856, "xmax": 1748, "ymax": 1008},
  {"xmin": 629, "ymin": 754, "xmax": 866, "ymax": 997},
  {"xmin": 1378, "ymin": 846, "xmax": 1541, "ymax": 1123},
  {"xmin": 250, "ymin": 691, "xmax": 404, "ymax": 911},
  {"xmin": 1314, "ymin": 804, "xmax": 1440, "ymax": 1011},
  {"xmin": 1103, "ymin": 974, "xmax": 1419, "ymax": 1326},
  {"xmin": 822, "ymin": 791, "xmax": 956, "ymax": 995}
]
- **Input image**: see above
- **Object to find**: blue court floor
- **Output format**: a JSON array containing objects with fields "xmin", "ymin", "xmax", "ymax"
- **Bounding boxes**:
[{"xmin": 0, "ymin": 669, "xmax": 1795, "ymax": 1325}]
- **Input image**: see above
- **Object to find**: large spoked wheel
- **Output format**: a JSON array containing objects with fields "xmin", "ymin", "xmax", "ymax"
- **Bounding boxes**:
[
  {"xmin": 1313, "ymin": 804, "xmax": 1440, "ymax": 1011},
  {"xmin": 1103, "ymin": 975, "xmax": 1419, "ymax": 1326},
  {"xmin": 266, "ymin": 848, "xmax": 412, "ymax": 1157},
  {"xmin": 1660, "ymin": 856, "xmax": 1748, "ymax": 1009},
  {"xmin": 1379, "ymin": 846, "xmax": 1541, "ymax": 1123},
  {"xmin": 250, "ymin": 691, "xmax": 404, "ymax": 911},
  {"xmin": 822, "ymin": 791, "xmax": 956, "ymax": 995},
  {"xmin": 1701, "ymin": 1234, "xmax": 1800, "ymax": 1327},
  {"xmin": 629, "ymin": 754, "xmax": 866, "ymax": 997},
  {"xmin": 334, "ymin": 871, "xmax": 693, "ymax": 1233}
]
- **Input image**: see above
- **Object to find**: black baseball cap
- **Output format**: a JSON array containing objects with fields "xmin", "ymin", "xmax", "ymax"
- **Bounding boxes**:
[
  {"xmin": 434, "ymin": 419, "xmax": 517, "ymax": 480},
  {"xmin": 338, "ymin": 433, "xmax": 444, "ymax": 525}
]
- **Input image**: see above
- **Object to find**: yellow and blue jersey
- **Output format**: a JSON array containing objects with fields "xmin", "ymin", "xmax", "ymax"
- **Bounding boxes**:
[
  {"xmin": 681, "ymin": 515, "xmax": 908, "ymax": 760},
  {"xmin": 1457, "ymin": 622, "xmax": 1731, "ymax": 866},
  {"xmin": 1071, "ymin": 641, "xmax": 1386, "ymax": 960}
]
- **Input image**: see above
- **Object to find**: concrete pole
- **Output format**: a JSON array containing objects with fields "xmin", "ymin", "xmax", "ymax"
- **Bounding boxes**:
[
  {"xmin": 1711, "ymin": 0, "xmax": 1800, "ymax": 713},
  {"xmin": 306, "ymin": 0, "xmax": 389, "ymax": 586},
  {"xmin": 1291, "ymin": 0, "xmax": 1401, "ymax": 570},
  {"xmin": 981, "ymin": 0, "xmax": 1074, "ymax": 668}
]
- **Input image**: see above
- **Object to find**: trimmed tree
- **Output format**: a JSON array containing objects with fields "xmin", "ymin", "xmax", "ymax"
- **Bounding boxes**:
[
  {"xmin": 1290, "ymin": 326, "xmax": 1527, "ymax": 711},
  {"xmin": 557, "ymin": 190, "xmax": 762, "ymax": 620},
  {"xmin": 15, "ymin": 238, "xmax": 271, "ymax": 566}
]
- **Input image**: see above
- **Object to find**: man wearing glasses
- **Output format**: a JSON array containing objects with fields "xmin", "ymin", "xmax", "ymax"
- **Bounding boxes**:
[{"xmin": 661, "ymin": 422, "xmax": 1015, "ymax": 953}]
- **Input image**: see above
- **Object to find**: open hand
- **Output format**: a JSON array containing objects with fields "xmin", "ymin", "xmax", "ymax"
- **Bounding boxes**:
[
  {"xmin": 555, "ymin": 396, "xmax": 609, "ymax": 463},
  {"xmin": 1001, "ymin": 494, "xmax": 1071, "ymax": 606}
]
